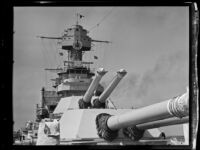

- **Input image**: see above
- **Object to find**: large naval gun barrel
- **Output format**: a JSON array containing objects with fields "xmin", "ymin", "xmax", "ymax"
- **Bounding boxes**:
[
  {"xmin": 96, "ymin": 89, "xmax": 189, "ymax": 141},
  {"xmin": 99, "ymin": 69, "xmax": 127, "ymax": 102},
  {"xmin": 136, "ymin": 116, "xmax": 188, "ymax": 130},
  {"xmin": 79, "ymin": 68, "xmax": 107, "ymax": 108},
  {"xmin": 91, "ymin": 69, "xmax": 127, "ymax": 108}
]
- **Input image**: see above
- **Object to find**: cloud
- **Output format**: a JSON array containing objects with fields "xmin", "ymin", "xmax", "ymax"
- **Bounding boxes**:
[
  {"xmin": 111, "ymin": 50, "xmax": 188, "ymax": 108},
  {"xmin": 136, "ymin": 50, "xmax": 188, "ymax": 99}
]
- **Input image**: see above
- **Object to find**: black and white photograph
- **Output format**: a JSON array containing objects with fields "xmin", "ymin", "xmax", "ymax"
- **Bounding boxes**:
[{"xmin": 12, "ymin": 4, "xmax": 197, "ymax": 147}]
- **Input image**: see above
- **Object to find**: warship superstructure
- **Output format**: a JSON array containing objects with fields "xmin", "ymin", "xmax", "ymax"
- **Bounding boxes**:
[
  {"xmin": 35, "ymin": 14, "xmax": 110, "ymax": 121},
  {"xmin": 14, "ymin": 13, "xmax": 189, "ymax": 145}
]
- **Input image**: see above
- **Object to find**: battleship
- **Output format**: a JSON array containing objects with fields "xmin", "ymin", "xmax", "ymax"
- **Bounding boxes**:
[{"xmin": 13, "ymin": 12, "xmax": 190, "ymax": 145}]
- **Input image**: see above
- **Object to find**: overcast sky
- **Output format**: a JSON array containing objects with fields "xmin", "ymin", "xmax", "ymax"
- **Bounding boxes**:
[{"xmin": 13, "ymin": 7, "xmax": 189, "ymax": 136}]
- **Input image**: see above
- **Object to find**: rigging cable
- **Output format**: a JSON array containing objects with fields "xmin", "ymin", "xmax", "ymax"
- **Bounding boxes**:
[
  {"xmin": 102, "ymin": 43, "xmax": 107, "ymax": 68},
  {"xmin": 74, "ymin": 7, "xmax": 93, "ymax": 25},
  {"xmin": 45, "ymin": 69, "xmax": 47, "ymax": 88},
  {"xmin": 49, "ymin": 39, "xmax": 58, "ymax": 68},
  {"xmin": 78, "ymin": 7, "xmax": 93, "ymax": 14},
  {"xmin": 41, "ymin": 39, "xmax": 58, "ymax": 88},
  {"xmin": 53, "ymin": 40, "xmax": 63, "ymax": 68},
  {"xmin": 98, "ymin": 43, "xmax": 104, "ymax": 68},
  {"xmin": 97, "ymin": 43, "xmax": 102, "ymax": 68},
  {"xmin": 94, "ymin": 43, "xmax": 99, "ymax": 69},
  {"xmin": 41, "ymin": 39, "xmax": 50, "ymax": 68},
  {"xmin": 41, "ymin": 39, "xmax": 53, "ymax": 69},
  {"xmin": 40, "ymin": 39, "xmax": 47, "ymax": 68},
  {"xmin": 89, "ymin": 7, "xmax": 114, "ymax": 32},
  {"xmin": 40, "ymin": 39, "xmax": 49, "ymax": 87}
]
